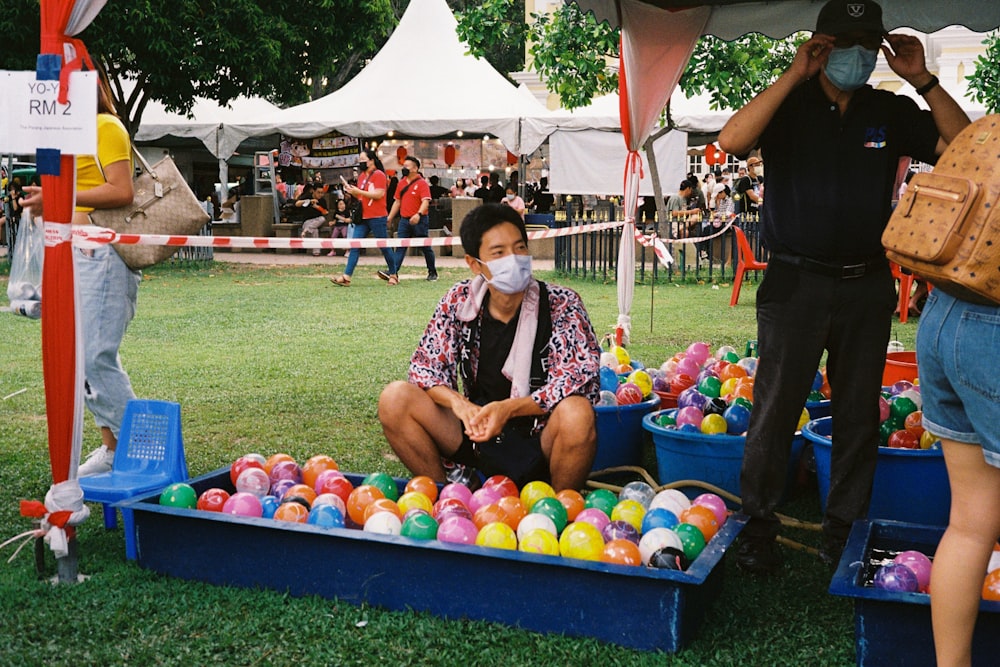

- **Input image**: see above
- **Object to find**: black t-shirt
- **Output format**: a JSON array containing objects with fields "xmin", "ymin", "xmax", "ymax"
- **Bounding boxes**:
[
  {"xmin": 734, "ymin": 175, "xmax": 760, "ymax": 214},
  {"xmin": 473, "ymin": 186, "xmax": 490, "ymax": 201},
  {"xmin": 758, "ymin": 79, "xmax": 939, "ymax": 261},
  {"xmin": 474, "ymin": 302, "xmax": 518, "ymax": 403},
  {"xmin": 533, "ymin": 190, "xmax": 554, "ymax": 213}
]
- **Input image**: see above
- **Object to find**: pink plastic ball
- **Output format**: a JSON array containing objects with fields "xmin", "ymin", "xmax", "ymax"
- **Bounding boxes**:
[
  {"xmin": 675, "ymin": 406, "xmax": 705, "ymax": 428},
  {"xmin": 222, "ymin": 491, "xmax": 264, "ymax": 517},
  {"xmin": 878, "ymin": 396, "xmax": 891, "ymax": 422},
  {"xmin": 468, "ymin": 487, "xmax": 503, "ymax": 514},
  {"xmin": 312, "ymin": 493, "xmax": 348, "ymax": 517},
  {"xmin": 686, "ymin": 342, "xmax": 711, "ymax": 366},
  {"xmin": 893, "ymin": 550, "xmax": 933, "ymax": 591},
  {"xmin": 676, "ymin": 357, "xmax": 701, "ymax": 379},
  {"xmin": 236, "ymin": 467, "xmax": 271, "ymax": 498},
  {"xmin": 574, "ymin": 507, "xmax": 612, "ymax": 534},
  {"xmin": 268, "ymin": 459, "xmax": 302, "ymax": 485},
  {"xmin": 439, "ymin": 482, "xmax": 474, "ymax": 507},
  {"xmin": 437, "ymin": 515, "xmax": 479, "ymax": 545},
  {"xmin": 313, "ymin": 468, "xmax": 346, "ymax": 494},
  {"xmin": 692, "ymin": 493, "xmax": 728, "ymax": 526}
]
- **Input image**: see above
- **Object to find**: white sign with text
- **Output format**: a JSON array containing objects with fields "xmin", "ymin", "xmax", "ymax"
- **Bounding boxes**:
[{"xmin": 0, "ymin": 70, "xmax": 97, "ymax": 155}]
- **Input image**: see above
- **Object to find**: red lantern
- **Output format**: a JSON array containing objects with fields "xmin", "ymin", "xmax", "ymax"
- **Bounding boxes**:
[
  {"xmin": 444, "ymin": 145, "xmax": 457, "ymax": 166},
  {"xmin": 704, "ymin": 143, "xmax": 727, "ymax": 166},
  {"xmin": 396, "ymin": 146, "xmax": 408, "ymax": 163},
  {"xmin": 506, "ymin": 151, "xmax": 518, "ymax": 166}
]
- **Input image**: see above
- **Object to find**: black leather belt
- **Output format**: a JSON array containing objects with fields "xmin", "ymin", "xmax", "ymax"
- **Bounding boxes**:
[{"xmin": 771, "ymin": 253, "xmax": 885, "ymax": 280}]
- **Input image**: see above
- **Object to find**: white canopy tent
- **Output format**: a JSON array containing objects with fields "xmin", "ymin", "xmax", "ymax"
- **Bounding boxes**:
[{"xmin": 218, "ymin": 0, "xmax": 552, "ymax": 162}]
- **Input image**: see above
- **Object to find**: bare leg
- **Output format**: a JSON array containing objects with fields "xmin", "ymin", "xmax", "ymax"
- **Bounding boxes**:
[
  {"xmin": 378, "ymin": 381, "xmax": 463, "ymax": 482},
  {"xmin": 540, "ymin": 395, "xmax": 596, "ymax": 491},
  {"xmin": 932, "ymin": 439, "xmax": 1000, "ymax": 667},
  {"xmin": 101, "ymin": 426, "xmax": 116, "ymax": 453}
]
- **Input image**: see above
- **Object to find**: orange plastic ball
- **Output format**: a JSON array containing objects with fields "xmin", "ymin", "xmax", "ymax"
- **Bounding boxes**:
[
  {"xmin": 283, "ymin": 484, "xmax": 317, "ymax": 507},
  {"xmin": 904, "ymin": 411, "xmax": 925, "ymax": 438},
  {"xmin": 264, "ymin": 453, "xmax": 296, "ymax": 475},
  {"xmin": 347, "ymin": 485, "xmax": 385, "ymax": 526},
  {"xmin": 473, "ymin": 503, "xmax": 509, "ymax": 531},
  {"xmin": 601, "ymin": 538, "xmax": 643, "ymax": 566},
  {"xmin": 719, "ymin": 363, "xmax": 748, "ymax": 382},
  {"xmin": 301, "ymin": 455, "xmax": 339, "ymax": 489},
  {"xmin": 983, "ymin": 569, "xmax": 1000, "ymax": 601},
  {"xmin": 496, "ymin": 495, "xmax": 527, "ymax": 531},
  {"xmin": 556, "ymin": 489, "xmax": 586, "ymax": 522},
  {"xmin": 273, "ymin": 501, "xmax": 309, "ymax": 523},
  {"xmin": 405, "ymin": 475, "xmax": 439, "ymax": 503},
  {"xmin": 680, "ymin": 504, "xmax": 720, "ymax": 542},
  {"xmin": 364, "ymin": 497, "xmax": 402, "ymax": 523}
]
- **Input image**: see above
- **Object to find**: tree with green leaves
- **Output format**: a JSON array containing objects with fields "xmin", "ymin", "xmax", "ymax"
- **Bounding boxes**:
[
  {"xmin": 0, "ymin": 0, "xmax": 395, "ymax": 135},
  {"xmin": 966, "ymin": 31, "xmax": 1000, "ymax": 113},
  {"xmin": 457, "ymin": 0, "xmax": 803, "ymax": 117}
]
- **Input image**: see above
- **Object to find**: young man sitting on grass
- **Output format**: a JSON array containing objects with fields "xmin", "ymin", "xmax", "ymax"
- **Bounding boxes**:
[{"xmin": 378, "ymin": 204, "xmax": 602, "ymax": 491}]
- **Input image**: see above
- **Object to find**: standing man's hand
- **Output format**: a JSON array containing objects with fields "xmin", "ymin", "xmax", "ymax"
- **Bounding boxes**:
[
  {"xmin": 791, "ymin": 34, "xmax": 836, "ymax": 83},
  {"xmin": 882, "ymin": 34, "xmax": 930, "ymax": 86}
]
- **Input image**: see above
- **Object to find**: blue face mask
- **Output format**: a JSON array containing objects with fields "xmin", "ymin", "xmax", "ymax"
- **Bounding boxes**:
[{"xmin": 824, "ymin": 45, "xmax": 878, "ymax": 92}]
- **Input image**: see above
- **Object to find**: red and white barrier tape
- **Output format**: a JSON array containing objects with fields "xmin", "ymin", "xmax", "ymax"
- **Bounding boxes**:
[{"xmin": 71, "ymin": 220, "xmax": 626, "ymax": 251}]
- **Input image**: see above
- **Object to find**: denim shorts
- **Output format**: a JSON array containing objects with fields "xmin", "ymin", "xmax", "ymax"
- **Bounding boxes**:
[{"xmin": 916, "ymin": 289, "xmax": 1000, "ymax": 468}]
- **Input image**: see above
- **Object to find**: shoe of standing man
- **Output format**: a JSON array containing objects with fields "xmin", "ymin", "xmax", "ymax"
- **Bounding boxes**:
[{"xmin": 78, "ymin": 445, "xmax": 115, "ymax": 477}]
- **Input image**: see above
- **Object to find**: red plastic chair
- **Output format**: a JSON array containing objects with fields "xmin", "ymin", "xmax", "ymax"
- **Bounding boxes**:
[
  {"xmin": 890, "ymin": 262, "xmax": 931, "ymax": 324},
  {"xmin": 730, "ymin": 227, "xmax": 768, "ymax": 306}
]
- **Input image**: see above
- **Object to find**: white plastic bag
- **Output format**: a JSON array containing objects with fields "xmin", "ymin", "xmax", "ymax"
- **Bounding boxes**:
[{"xmin": 5, "ymin": 209, "xmax": 43, "ymax": 319}]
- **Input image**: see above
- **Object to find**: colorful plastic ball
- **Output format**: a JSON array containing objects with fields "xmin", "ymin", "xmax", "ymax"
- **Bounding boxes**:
[
  {"xmin": 602, "ymin": 519, "xmax": 640, "ymax": 545},
  {"xmin": 678, "ymin": 424, "xmax": 701, "ymax": 433},
  {"xmin": 720, "ymin": 377, "xmax": 741, "ymax": 398},
  {"xmin": 879, "ymin": 420, "xmax": 900, "ymax": 446},
  {"xmin": 583, "ymin": 488, "xmax": 618, "ymax": 517},
  {"xmin": 197, "ymin": 488, "xmax": 231, "ymax": 513},
  {"xmin": 893, "ymin": 550, "xmax": 933, "ymax": 591},
  {"xmin": 520, "ymin": 480, "xmax": 557, "ymax": 512},
  {"xmin": 716, "ymin": 344, "xmax": 738, "ymax": 361},
  {"xmin": 679, "ymin": 505, "xmax": 719, "ymax": 542},
  {"xmin": 301, "ymin": 455, "xmax": 338, "ymax": 490},
  {"xmin": 983, "ymin": 569, "xmax": 1000, "ymax": 601},
  {"xmin": 641, "ymin": 507, "xmax": 679, "ymax": 533},
  {"xmin": 703, "ymin": 397, "xmax": 728, "ymax": 417},
  {"xmin": 269, "ymin": 460, "xmax": 302, "ymax": 486},
  {"xmin": 400, "ymin": 512, "xmax": 438, "ymax": 540},
  {"xmin": 796, "ymin": 407, "xmax": 811, "ymax": 431},
  {"xmin": 433, "ymin": 497, "xmax": 473, "ymax": 522},
  {"xmin": 475, "ymin": 521, "xmax": 518, "ymax": 550},
  {"xmin": 898, "ymin": 389, "xmax": 923, "ymax": 410},
  {"xmin": 600, "ymin": 351, "xmax": 619, "ymax": 368},
  {"xmin": 598, "ymin": 390, "xmax": 618, "ymax": 406},
  {"xmin": 650, "ymin": 489, "xmax": 691, "ymax": 515},
  {"xmin": 670, "ymin": 373, "xmax": 696, "ymax": 394},
  {"xmin": 807, "ymin": 390, "xmax": 826, "ymax": 403},
  {"xmin": 482, "ymin": 474, "xmax": 519, "ymax": 499},
  {"xmin": 890, "ymin": 380, "xmax": 915, "ymax": 396},
  {"xmin": 697, "ymin": 376, "xmax": 723, "ymax": 398},
  {"xmin": 404, "ymin": 475, "xmax": 439, "ymax": 503},
  {"xmin": 675, "ymin": 406, "xmax": 704, "ymax": 428},
  {"xmin": 307, "ymin": 504, "xmax": 345, "ymax": 529},
  {"xmin": 364, "ymin": 498, "xmax": 402, "ymax": 523},
  {"xmin": 619, "ymin": 481, "xmax": 656, "ymax": 509},
  {"xmin": 556, "ymin": 489, "xmax": 586, "ymax": 521},
  {"xmin": 700, "ymin": 413, "xmax": 728, "ymax": 435},
  {"xmin": 627, "ymin": 370, "xmax": 654, "ymax": 398},
  {"xmin": 731, "ymin": 379, "xmax": 754, "ymax": 402},
  {"xmin": 599, "ymin": 366, "xmax": 620, "ymax": 392},
  {"xmin": 364, "ymin": 510, "xmax": 402, "ymax": 535},
  {"xmin": 159, "ymin": 483, "xmax": 197, "ymax": 509},
  {"xmin": 686, "ymin": 341, "xmax": 711, "ymax": 366},
  {"xmin": 723, "ymin": 404, "xmax": 751, "ymax": 435},
  {"xmin": 346, "ymin": 485, "xmax": 385, "ymax": 526},
  {"xmin": 736, "ymin": 357, "xmax": 758, "ymax": 376},
  {"xmin": 610, "ymin": 499, "xmax": 646, "ymax": 534},
  {"xmin": 518, "ymin": 527, "xmax": 561, "ymax": 556},
  {"xmin": 887, "ymin": 430, "xmax": 920, "ymax": 449},
  {"xmin": 889, "ymin": 396, "xmax": 918, "ymax": 422},
  {"xmin": 653, "ymin": 412, "xmax": 676, "ymax": 428},
  {"xmin": 283, "ymin": 483, "xmax": 318, "ymax": 507},
  {"xmin": 439, "ymin": 482, "xmax": 474, "ymax": 507},
  {"xmin": 273, "ymin": 501, "xmax": 309, "ymax": 523},
  {"xmin": 468, "ymin": 486, "xmax": 503, "ymax": 514},
  {"xmin": 437, "ymin": 515, "xmax": 479, "ymax": 545},
  {"xmin": 473, "ymin": 503, "xmax": 509, "ymax": 531},
  {"xmin": 878, "ymin": 395, "xmax": 891, "ymax": 422},
  {"xmin": 601, "ymin": 538, "xmax": 643, "ymax": 566},
  {"xmin": 639, "ymin": 527, "xmax": 684, "ymax": 565},
  {"xmin": 610, "ymin": 344, "xmax": 631, "ymax": 366},
  {"xmin": 904, "ymin": 411, "xmax": 925, "ymax": 438},
  {"xmin": 919, "ymin": 431, "xmax": 939, "ymax": 450},
  {"xmin": 559, "ymin": 521, "xmax": 605, "ymax": 561},
  {"xmin": 236, "ymin": 467, "xmax": 271, "ymax": 498},
  {"xmin": 397, "ymin": 491, "xmax": 434, "ymax": 517},
  {"xmin": 731, "ymin": 396, "xmax": 753, "ymax": 412},
  {"xmin": 242, "ymin": 453, "xmax": 267, "ymax": 467},
  {"xmin": 574, "ymin": 507, "xmax": 612, "ymax": 534},
  {"xmin": 674, "ymin": 523, "xmax": 708, "ymax": 561},
  {"xmin": 230, "ymin": 455, "xmax": 265, "ymax": 486},
  {"xmin": 692, "ymin": 493, "xmax": 728, "ymax": 526},
  {"xmin": 260, "ymin": 496, "xmax": 280, "ymax": 519},
  {"xmin": 264, "ymin": 453, "xmax": 295, "ymax": 475},
  {"xmin": 652, "ymin": 376, "xmax": 671, "ymax": 393},
  {"xmin": 496, "ymin": 495, "xmax": 527, "ymax": 530},
  {"xmin": 363, "ymin": 472, "xmax": 399, "ymax": 502},
  {"xmin": 616, "ymin": 382, "xmax": 644, "ymax": 405},
  {"xmin": 222, "ymin": 492, "xmax": 264, "ymax": 518},
  {"xmin": 531, "ymin": 497, "xmax": 570, "ymax": 534},
  {"xmin": 270, "ymin": 478, "xmax": 296, "ymax": 501},
  {"xmin": 312, "ymin": 493, "xmax": 347, "ymax": 517},
  {"xmin": 316, "ymin": 474, "xmax": 354, "ymax": 505},
  {"xmin": 873, "ymin": 563, "xmax": 919, "ymax": 592},
  {"xmin": 649, "ymin": 546, "xmax": 689, "ymax": 571},
  {"xmin": 677, "ymin": 386, "xmax": 709, "ymax": 412},
  {"xmin": 719, "ymin": 363, "xmax": 748, "ymax": 383},
  {"xmin": 516, "ymin": 512, "xmax": 558, "ymax": 542}
]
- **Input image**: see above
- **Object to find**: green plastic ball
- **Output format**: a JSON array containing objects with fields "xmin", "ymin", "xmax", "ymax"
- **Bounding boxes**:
[
  {"xmin": 889, "ymin": 396, "xmax": 918, "ymax": 421},
  {"xmin": 698, "ymin": 376, "xmax": 723, "ymax": 398},
  {"xmin": 159, "ymin": 483, "xmax": 197, "ymax": 509},
  {"xmin": 674, "ymin": 523, "xmax": 707, "ymax": 562},
  {"xmin": 731, "ymin": 397, "xmax": 753, "ymax": 412},
  {"xmin": 400, "ymin": 512, "xmax": 438, "ymax": 540},
  {"xmin": 584, "ymin": 488, "xmax": 618, "ymax": 518},
  {"xmin": 531, "ymin": 497, "xmax": 569, "ymax": 534},
  {"xmin": 363, "ymin": 472, "xmax": 399, "ymax": 502},
  {"xmin": 654, "ymin": 412, "xmax": 676, "ymax": 427}
]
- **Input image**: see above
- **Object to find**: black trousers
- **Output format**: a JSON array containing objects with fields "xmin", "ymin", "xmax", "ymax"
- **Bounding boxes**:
[{"xmin": 740, "ymin": 257, "xmax": 896, "ymax": 543}]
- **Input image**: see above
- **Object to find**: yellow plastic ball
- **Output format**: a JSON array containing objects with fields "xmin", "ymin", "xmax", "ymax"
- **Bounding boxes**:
[
  {"xmin": 610, "ymin": 344, "xmax": 631, "ymax": 366},
  {"xmin": 701, "ymin": 413, "xmax": 728, "ymax": 435},
  {"xmin": 559, "ymin": 521, "xmax": 605, "ymax": 561},
  {"xmin": 475, "ymin": 522, "xmax": 518, "ymax": 550},
  {"xmin": 611, "ymin": 499, "xmax": 647, "ymax": 534},
  {"xmin": 518, "ymin": 527, "xmax": 561, "ymax": 556},
  {"xmin": 397, "ymin": 491, "xmax": 433, "ymax": 516},
  {"xmin": 520, "ymin": 480, "xmax": 556, "ymax": 512},
  {"xmin": 796, "ymin": 407, "xmax": 810, "ymax": 431},
  {"xmin": 627, "ymin": 370, "xmax": 653, "ymax": 398}
]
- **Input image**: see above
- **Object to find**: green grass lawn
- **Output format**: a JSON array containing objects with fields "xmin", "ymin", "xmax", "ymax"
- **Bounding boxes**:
[{"xmin": 0, "ymin": 261, "xmax": 920, "ymax": 666}]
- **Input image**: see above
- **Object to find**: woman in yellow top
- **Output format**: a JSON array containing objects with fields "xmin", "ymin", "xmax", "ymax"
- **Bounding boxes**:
[{"xmin": 23, "ymin": 69, "xmax": 138, "ymax": 477}]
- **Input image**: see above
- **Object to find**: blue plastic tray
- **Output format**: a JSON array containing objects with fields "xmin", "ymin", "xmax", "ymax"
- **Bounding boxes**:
[{"xmin": 121, "ymin": 467, "xmax": 745, "ymax": 652}]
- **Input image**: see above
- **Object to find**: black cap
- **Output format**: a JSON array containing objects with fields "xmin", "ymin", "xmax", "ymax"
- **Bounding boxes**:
[{"xmin": 816, "ymin": 0, "xmax": 885, "ymax": 36}]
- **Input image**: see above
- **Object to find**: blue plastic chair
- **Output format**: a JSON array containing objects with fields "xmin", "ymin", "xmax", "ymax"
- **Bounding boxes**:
[{"xmin": 79, "ymin": 399, "xmax": 188, "ymax": 560}]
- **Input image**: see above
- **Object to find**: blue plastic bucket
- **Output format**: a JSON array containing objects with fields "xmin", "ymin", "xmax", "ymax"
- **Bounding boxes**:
[
  {"xmin": 803, "ymin": 416, "xmax": 951, "ymax": 526},
  {"xmin": 593, "ymin": 395, "xmax": 661, "ymax": 471},
  {"xmin": 642, "ymin": 409, "xmax": 805, "ymax": 499}
]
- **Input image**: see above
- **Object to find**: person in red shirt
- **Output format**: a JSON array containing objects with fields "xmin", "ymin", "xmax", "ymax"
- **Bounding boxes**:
[
  {"xmin": 331, "ymin": 148, "xmax": 395, "ymax": 286},
  {"xmin": 384, "ymin": 156, "xmax": 437, "ymax": 284}
]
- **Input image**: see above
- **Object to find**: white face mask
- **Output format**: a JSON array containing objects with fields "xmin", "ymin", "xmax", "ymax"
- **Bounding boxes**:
[{"xmin": 478, "ymin": 253, "xmax": 533, "ymax": 295}]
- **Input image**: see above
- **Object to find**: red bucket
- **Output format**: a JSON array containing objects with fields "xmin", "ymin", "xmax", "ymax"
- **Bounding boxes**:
[{"xmin": 882, "ymin": 351, "xmax": 917, "ymax": 386}]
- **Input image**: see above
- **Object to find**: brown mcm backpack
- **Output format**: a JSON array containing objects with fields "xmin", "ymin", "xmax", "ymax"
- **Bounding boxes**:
[{"xmin": 882, "ymin": 115, "xmax": 1000, "ymax": 305}]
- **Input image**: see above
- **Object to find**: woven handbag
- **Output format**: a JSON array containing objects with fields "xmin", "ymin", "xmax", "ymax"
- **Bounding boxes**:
[
  {"xmin": 882, "ymin": 115, "xmax": 1000, "ymax": 305},
  {"xmin": 89, "ymin": 149, "xmax": 211, "ymax": 270}
]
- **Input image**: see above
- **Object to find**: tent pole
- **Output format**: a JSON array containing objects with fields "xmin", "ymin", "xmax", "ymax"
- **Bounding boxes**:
[{"xmin": 642, "ymin": 132, "xmax": 668, "ymax": 332}]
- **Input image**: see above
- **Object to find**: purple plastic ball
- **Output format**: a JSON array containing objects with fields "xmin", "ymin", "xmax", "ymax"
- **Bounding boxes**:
[
  {"xmin": 268, "ymin": 459, "xmax": 302, "ymax": 485},
  {"xmin": 602, "ymin": 519, "xmax": 640, "ymax": 545},
  {"xmin": 677, "ymin": 386, "xmax": 710, "ymax": 412},
  {"xmin": 873, "ymin": 563, "xmax": 919, "ymax": 593}
]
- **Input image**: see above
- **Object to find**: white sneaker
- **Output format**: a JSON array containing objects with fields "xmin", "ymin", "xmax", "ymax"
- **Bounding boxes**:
[{"xmin": 78, "ymin": 445, "xmax": 115, "ymax": 477}]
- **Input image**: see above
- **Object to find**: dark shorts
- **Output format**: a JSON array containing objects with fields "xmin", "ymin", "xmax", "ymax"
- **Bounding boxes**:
[{"xmin": 451, "ymin": 421, "xmax": 549, "ymax": 488}]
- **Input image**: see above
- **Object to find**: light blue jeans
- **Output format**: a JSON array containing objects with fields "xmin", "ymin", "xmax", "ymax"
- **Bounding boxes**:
[
  {"xmin": 344, "ymin": 216, "xmax": 394, "ymax": 277},
  {"xmin": 74, "ymin": 244, "xmax": 140, "ymax": 438}
]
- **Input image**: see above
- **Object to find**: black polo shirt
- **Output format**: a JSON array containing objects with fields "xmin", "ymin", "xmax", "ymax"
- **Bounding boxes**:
[{"xmin": 758, "ymin": 78, "xmax": 939, "ymax": 262}]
